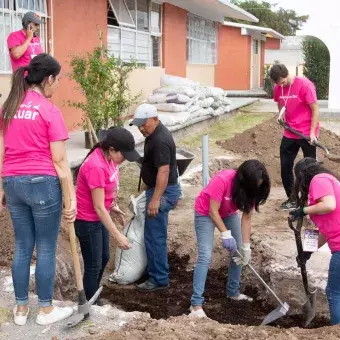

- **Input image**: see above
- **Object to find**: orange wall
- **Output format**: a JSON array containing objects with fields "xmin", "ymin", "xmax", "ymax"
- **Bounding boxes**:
[
  {"xmin": 260, "ymin": 40, "xmax": 265, "ymax": 87},
  {"xmin": 162, "ymin": 3, "xmax": 187, "ymax": 78},
  {"xmin": 265, "ymin": 37, "xmax": 281, "ymax": 50},
  {"xmin": 215, "ymin": 25, "xmax": 251, "ymax": 90},
  {"xmin": 52, "ymin": 0, "xmax": 107, "ymax": 130}
]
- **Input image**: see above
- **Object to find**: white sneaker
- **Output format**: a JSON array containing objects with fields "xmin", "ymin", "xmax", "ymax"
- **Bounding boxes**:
[
  {"xmin": 13, "ymin": 305, "xmax": 29, "ymax": 326},
  {"xmin": 188, "ymin": 306, "xmax": 207, "ymax": 318},
  {"xmin": 229, "ymin": 294, "xmax": 253, "ymax": 302},
  {"xmin": 36, "ymin": 306, "xmax": 73, "ymax": 326}
]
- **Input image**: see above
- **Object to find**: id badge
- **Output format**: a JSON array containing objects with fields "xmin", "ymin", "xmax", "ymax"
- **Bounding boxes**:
[
  {"xmin": 303, "ymin": 229, "xmax": 319, "ymax": 252},
  {"xmin": 31, "ymin": 54, "xmax": 37, "ymax": 59},
  {"xmin": 278, "ymin": 106, "xmax": 286, "ymax": 120}
]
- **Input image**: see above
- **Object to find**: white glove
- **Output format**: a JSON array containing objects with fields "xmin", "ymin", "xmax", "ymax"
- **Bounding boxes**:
[{"xmin": 233, "ymin": 243, "xmax": 251, "ymax": 266}]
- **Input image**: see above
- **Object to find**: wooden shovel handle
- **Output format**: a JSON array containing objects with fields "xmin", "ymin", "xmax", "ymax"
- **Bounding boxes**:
[{"xmin": 60, "ymin": 176, "xmax": 84, "ymax": 292}]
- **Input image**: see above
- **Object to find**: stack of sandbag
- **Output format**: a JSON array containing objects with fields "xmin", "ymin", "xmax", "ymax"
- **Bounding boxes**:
[{"xmin": 148, "ymin": 75, "xmax": 232, "ymax": 127}]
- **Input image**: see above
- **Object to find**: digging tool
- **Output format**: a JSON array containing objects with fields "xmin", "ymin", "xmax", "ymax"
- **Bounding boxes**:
[
  {"xmin": 60, "ymin": 176, "xmax": 102, "ymax": 327},
  {"xmin": 278, "ymin": 120, "xmax": 330, "ymax": 156},
  {"xmin": 288, "ymin": 217, "xmax": 317, "ymax": 327},
  {"xmin": 236, "ymin": 251, "xmax": 290, "ymax": 325}
]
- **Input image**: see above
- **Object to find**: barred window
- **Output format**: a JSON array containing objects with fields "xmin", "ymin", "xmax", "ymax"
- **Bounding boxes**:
[{"xmin": 187, "ymin": 14, "xmax": 217, "ymax": 65}]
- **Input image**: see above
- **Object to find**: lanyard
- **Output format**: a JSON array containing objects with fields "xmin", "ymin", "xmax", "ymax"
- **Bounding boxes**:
[
  {"xmin": 30, "ymin": 41, "xmax": 36, "ymax": 55},
  {"xmin": 281, "ymin": 83, "xmax": 292, "ymax": 108},
  {"xmin": 103, "ymin": 152, "xmax": 120, "ymax": 189}
]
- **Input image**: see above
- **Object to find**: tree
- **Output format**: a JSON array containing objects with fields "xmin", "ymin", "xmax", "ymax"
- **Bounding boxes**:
[
  {"xmin": 302, "ymin": 37, "xmax": 330, "ymax": 100},
  {"xmin": 230, "ymin": 1, "xmax": 309, "ymax": 36}
]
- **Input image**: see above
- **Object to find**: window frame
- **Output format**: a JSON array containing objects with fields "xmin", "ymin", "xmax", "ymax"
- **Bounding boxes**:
[
  {"xmin": 107, "ymin": 0, "xmax": 162, "ymax": 68},
  {"xmin": 0, "ymin": 0, "xmax": 49, "ymax": 74},
  {"xmin": 186, "ymin": 13, "xmax": 218, "ymax": 66}
]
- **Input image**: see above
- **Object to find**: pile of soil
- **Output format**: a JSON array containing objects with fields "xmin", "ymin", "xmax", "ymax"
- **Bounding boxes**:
[
  {"xmin": 102, "ymin": 251, "xmax": 328, "ymax": 329},
  {"xmin": 217, "ymin": 118, "xmax": 340, "ymax": 185}
]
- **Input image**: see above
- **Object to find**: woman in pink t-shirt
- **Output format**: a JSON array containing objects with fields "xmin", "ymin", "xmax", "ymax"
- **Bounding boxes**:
[
  {"xmin": 190, "ymin": 160, "xmax": 270, "ymax": 318},
  {"xmin": 290, "ymin": 158, "xmax": 340, "ymax": 325},
  {"xmin": 0, "ymin": 54, "xmax": 76, "ymax": 326},
  {"xmin": 75, "ymin": 127, "xmax": 140, "ymax": 303}
]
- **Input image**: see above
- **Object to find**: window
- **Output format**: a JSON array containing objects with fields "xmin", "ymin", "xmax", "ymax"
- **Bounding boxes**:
[
  {"xmin": 187, "ymin": 14, "xmax": 217, "ymax": 65},
  {"xmin": 107, "ymin": 0, "xmax": 162, "ymax": 67},
  {"xmin": 0, "ymin": 0, "xmax": 48, "ymax": 73}
]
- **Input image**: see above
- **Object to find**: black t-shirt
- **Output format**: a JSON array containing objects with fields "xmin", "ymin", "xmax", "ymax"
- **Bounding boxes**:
[{"xmin": 141, "ymin": 122, "xmax": 178, "ymax": 188}]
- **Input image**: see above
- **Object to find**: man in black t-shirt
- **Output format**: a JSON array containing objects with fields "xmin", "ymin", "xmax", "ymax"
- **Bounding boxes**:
[{"xmin": 130, "ymin": 104, "xmax": 180, "ymax": 291}]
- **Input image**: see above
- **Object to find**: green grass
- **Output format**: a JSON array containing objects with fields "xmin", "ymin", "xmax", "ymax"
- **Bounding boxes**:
[{"xmin": 179, "ymin": 112, "xmax": 271, "ymax": 149}]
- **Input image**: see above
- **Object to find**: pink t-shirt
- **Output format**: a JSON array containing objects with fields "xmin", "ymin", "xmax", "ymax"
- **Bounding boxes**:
[
  {"xmin": 76, "ymin": 148, "xmax": 120, "ymax": 222},
  {"xmin": 274, "ymin": 76, "xmax": 319, "ymax": 139},
  {"xmin": 309, "ymin": 173, "xmax": 340, "ymax": 253},
  {"xmin": 7, "ymin": 30, "xmax": 43, "ymax": 71},
  {"xmin": 1, "ymin": 90, "xmax": 69, "ymax": 177},
  {"xmin": 195, "ymin": 170, "xmax": 238, "ymax": 218}
]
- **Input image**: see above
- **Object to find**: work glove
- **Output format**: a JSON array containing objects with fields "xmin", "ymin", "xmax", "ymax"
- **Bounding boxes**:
[
  {"xmin": 289, "ymin": 207, "xmax": 306, "ymax": 221},
  {"xmin": 296, "ymin": 251, "xmax": 313, "ymax": 268},
  {"xmin": 221, "ymin": 230, "xmax": 237, "ymax": 253},
  {"xmin": 233, "ymin": 243, "xmax": 251, "ymax": 266}
]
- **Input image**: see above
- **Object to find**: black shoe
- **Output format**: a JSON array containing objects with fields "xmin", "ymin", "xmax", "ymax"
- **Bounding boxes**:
[
  {"xmin": 280, "ymin": 199, "xmax": 296, "ymax": 211},
  {"xmin": 136, "ymin": 280, "xmax": 169, "ymax": 292}
]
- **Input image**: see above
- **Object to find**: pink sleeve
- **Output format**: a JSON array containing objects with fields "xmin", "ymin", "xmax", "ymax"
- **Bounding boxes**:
[
  {"xmin": 7, "ymin": 32, "xmax": 22, "ymax": 50},
  {"xmin": 303, "ymin": 82, "xmax": 317, "ymax": 105},
  {"xmin": 204, "ymin": 176, "xmax": 226, "ymax": 203},
  {"xmin": 310, "ymin": 177, "xmax": 335, "ymax": 201},
  {"xmin": 48, "ymin": 107, "xmax": 69, "ymax": 142},
  {"xmin": 273, "ymin": 85, "xmax": 280, "ymax": 102},
  {"xmin": 85, "ymin": 167, "xmax": 106, "ymax": 190}
]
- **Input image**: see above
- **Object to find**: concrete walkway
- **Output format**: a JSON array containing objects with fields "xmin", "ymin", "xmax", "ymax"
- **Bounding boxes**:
[{"xmin": 66, "ymin": 98, "xmax": 258, "ymax": 169}]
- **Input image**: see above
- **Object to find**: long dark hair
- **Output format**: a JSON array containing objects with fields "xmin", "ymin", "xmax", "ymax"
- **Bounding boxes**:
[
  {"xmin": 231, "ymin": 160, "xmax": 271, "ymax": 213},
  {"xmin": 293, "ymin": 157, "xmax": 337, "ymax": 208},
  {"xmin": 1, "ymin": 53, "xmax": 61, "ymax": 129}
]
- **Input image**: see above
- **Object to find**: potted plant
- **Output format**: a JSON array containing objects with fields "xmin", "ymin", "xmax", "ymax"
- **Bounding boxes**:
[{"xmin": 68, "ymin": 34, "xmax": 142, "ymax": 148}]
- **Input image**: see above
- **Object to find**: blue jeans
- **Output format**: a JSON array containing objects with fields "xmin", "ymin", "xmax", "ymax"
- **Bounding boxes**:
[
  {"xmin": 144, "ymin": 184, "xmax": 180, "ymax": 286},
  {"xmin": 326, "ymin": 251, "xmax": 340, "ymax": 325},
  {"xmin": 191, "ymin": 212, "xmax": 243, "ymax": 306},
  {"xmin": 75, "ymin": 220, "xmax": 110, "ymax": 301},
  {"xmin": 3, "ymin": 175, "xmax": 62, "ymax": 307}
]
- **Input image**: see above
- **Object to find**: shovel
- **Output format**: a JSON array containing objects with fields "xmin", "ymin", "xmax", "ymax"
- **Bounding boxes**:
[
  {"xmin": 236, "ymin": 251, "xmax": 290, "ymax": 325},
  {"xmin": 288, "ymin": 217, "xmax": 317, "ymax": 327},
  {"xmin": 60, "ymin": 176, "xmax": 103, "ymax": 327}
]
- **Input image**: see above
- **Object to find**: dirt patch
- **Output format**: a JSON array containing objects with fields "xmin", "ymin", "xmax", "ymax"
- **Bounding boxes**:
[
  {"xmin": 217, "ymin": 117, "xmax": 340, "ymax": 185},
  {"xmin": 102, "ymin": 251, "xmax": 328, "ymax": 329}
]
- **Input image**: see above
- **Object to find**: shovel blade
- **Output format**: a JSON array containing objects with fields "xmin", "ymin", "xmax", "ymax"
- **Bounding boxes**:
[
  {"xmin": 260, "ymin": 302, "xmax": 290, "ymax": 326},
  {"xmin": 65, "ymin": 313, "xmax": 85, "ymax": 328},
  {"xmin": 302, "ymin": 291, "xmax": 317, "ymax": 327}
]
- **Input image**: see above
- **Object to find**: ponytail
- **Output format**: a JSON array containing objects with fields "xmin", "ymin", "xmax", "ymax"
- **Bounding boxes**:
[
  {"xmin": 1, "ymin": 67, "xmax": 29, "ymax": 129},
  {"xmin": 74, "ymin": 142, "xmax": 101, "ymax": 179}
]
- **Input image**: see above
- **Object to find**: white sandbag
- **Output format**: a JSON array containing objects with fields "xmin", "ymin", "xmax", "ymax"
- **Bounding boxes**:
[
  {"xmin": 197, "ymin": 97, "xmax": 214, "ymax": 108},
  {"xmin": 188, "ymin": 105, "xmax": 200, "ymax": 113},
  {"xmin": 158, "ymin": 111, "xmax": 191, "ymax": 126},
  {"xmin": 211, "ymin": 100, "xmax": 222, "ymax": 110},
  {"xmin": 222, "ymin": 97, "xmax": 232, "ymax": 105},
  {"xmin": 161, "ymin": 74, "xmax": 197, "ymax": 87},
  {"xmin": 166, "ymin": 94, "xmax": 191, "ymax": 104},
  {"xmin": 154, "ymin": 103, "xmax": 188, "ymax": 113},
  {"xmin": 109, "ymin": 192, "xmax": 147, "ymax": 285},
  {"xmin": 153, "ymin": 86, "xmax": 197, "ymax": 98},
  {"xmin": 200, "ymin": 86, "xmax": 224, "ymax": 98},
  {"xmin": 147, "ymin": 93, "xmax": 176, "ymax": 104},
  {"xmin": 213, "ymin": 106, "xmax": 231, "ymax": 116}
]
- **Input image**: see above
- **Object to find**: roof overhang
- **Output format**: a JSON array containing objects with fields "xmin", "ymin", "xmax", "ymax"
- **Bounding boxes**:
[
  {"xmin": 224, "ymin": 21, "xmax": 285, "ymax": 40},
  {"xmin": 161, "ymin": 0, "xmax": 259, "ymax": 23}
]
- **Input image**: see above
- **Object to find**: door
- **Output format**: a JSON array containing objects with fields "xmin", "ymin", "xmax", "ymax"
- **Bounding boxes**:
[{"xmin": 251, "ymin": 39, "xmax": 261, "ymax": 89}]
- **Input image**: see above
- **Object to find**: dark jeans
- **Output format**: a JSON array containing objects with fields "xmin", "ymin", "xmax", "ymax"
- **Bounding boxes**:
[
  {"xmin": 3, "ymin": 175, "xmax": 62, "ymax": 307},
  {"xmin": 280, "ymin": 136, "xmax": 316, "ymax": 198},
  {"xmin": 75, "ymin": 220, "xmax": 110, "ymax": 301},
  {"xmin": 326, "ymin": 251, "xmax": 340, "ymax": 325},
  {"xmin": 144, "ymin": 184, "xmax": 180, "ymax": 286}
]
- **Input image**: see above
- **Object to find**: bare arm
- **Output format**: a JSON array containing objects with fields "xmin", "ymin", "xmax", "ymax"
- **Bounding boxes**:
[
  {"xmin": 304, "ymin": 195, "xmax": 336, "ymax": 215},
  {"xmin": 309, "ymin": 102, "xmax": 319, "ymax": 136},
  {"xmin": 10, "ymin": 27, "xmax": 34, "ymax": 59},
  {"xmin": 209, "ymin": 198, "xmax": 227, "ymax": 232},
  {"xmin": 318, "ymin": 233, "xmax": 327, "ymax": 248},
  {"xmin": 50, "ymin": 141, "xmax": 76, "ymax": 203},
  {"xmin": 241, "ymin": 212, "xmax": 252, "ymax": 244},
  {"xmin": 91, "ymin": 188, "xmax": 130, "ymax": 249}
]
